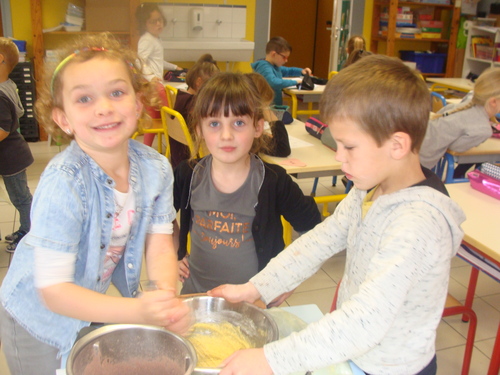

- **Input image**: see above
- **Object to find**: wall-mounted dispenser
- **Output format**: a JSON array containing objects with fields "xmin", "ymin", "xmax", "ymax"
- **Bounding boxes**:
[{"xmin": 190, "ymin": 8, "xmax": 203, "ymax": 31}]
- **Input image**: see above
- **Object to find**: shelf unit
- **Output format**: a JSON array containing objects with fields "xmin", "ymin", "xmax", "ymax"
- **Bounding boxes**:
[
  {"xmin": 370, "ymin": 0, "xmax": 461, "ymax": 77},
  {"xmin": 29, "ymin": 0, "xmax": 140, "ymax": 141},
  {"xmin": 461, "ymin": 25, "xmax": 500, "ymax": 78}
]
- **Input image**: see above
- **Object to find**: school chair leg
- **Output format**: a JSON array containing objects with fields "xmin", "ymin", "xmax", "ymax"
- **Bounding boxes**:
[{"xmin": 311, "ymin": 178, "xmax": 319, "ymax": 196}]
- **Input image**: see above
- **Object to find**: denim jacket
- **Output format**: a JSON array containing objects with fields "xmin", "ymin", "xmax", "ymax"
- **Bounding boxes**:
[{"xmin": 0, "ymin": 140, "xmax": 176, "ymax": 355}]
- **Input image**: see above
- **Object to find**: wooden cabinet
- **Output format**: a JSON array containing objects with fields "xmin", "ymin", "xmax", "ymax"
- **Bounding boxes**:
[
  {"xmin": 370, "ymin": 0, "xmax": 461, "ymax": 77},
  {"xmin": 461, "ymin": 25, "xmax": 500, "ymax": 78},
  {"xmin": 29, "ymin": 0, "xmax": 140, "ymax": 140}
]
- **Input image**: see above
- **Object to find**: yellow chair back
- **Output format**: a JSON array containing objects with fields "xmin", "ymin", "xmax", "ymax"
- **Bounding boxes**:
[
  {"xmin": 161, "ymin": 106, "xmax": 205, "ymax": 158},
  {"xmin": 328, "ymin": 71, "xmax": 338, "ymax": 80},
  {"xmin": 165, "ymin": 84, "xmax": 178, "ymax": 108}
]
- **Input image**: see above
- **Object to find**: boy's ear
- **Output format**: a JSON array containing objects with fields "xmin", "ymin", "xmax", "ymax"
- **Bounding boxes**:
[{"xmin": 390, "ymin": 131, "xmax": 412, "ymax": 160}]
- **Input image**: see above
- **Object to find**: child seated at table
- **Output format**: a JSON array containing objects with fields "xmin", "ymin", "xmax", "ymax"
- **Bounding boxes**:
[
  {"xmin": 170, "ymin": 59, "xmax": 219, "ymax": 168},
  {"xmin": 209, "ymin": 55, "xmax": 466, "ymax": 375},
  {"xmin": 251, "ymin": 36, "xmax": 312, "ymax": 106},
  {"xmin": 246, "ymin": 72, "xmax": 291, "ymax": 157},
  {"xmin": 419, "ymin": 67, "xmax": 500, "ymax": 174}
]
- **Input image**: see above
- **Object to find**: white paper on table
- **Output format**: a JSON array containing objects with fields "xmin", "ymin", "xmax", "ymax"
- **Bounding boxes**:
[{"xmin": 289, "ymin": 136, "xmax": 314, "ymax": 149}]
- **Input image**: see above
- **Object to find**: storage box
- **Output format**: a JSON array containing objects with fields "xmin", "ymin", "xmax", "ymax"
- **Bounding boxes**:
[
  {"xmin": 85, "ymin": 0, "xmax": 129, "ymax": 32},
  {"xmin": 399, "ymin": 51, "xmax": 447, "ymax": 73}
]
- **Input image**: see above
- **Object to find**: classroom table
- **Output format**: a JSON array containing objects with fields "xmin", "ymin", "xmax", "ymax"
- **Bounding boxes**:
[
  {"xmin": 446, "ymin": 183, "xmax": 500, "ymax": 375},
  {"xmin": 426, "ymin": 78, "xmax": 474, "ymax": 93},
  {"xmin": 263, "ymin": 119, "xmax": 343, "ymax": 180},
  {"xmin": 282, "ymin": 85, "xmax": 326, "ymax": 118}
]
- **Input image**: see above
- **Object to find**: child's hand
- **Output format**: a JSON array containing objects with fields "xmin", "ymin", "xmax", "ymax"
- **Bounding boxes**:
[
  {"xmin": 208, "ymin": 282, "xmax": 261, "ymax": 304},
  {"xmin": 219, "ymin": 348, "xmax": 272, "ymax": 375},
  {"xmin": 302, "ymin": 67, "xmax": 312, "ymax": 76},
  {"xmin": 139, "ymin": 289, "xmax": 191, "ymax": 334},
  {"xmin": 266, "ymin": 289, "xmax": 295, "ymax": 308},
  {"xmin": 178, "ymin": 256, "xmax": 190, "ymax": 282}
]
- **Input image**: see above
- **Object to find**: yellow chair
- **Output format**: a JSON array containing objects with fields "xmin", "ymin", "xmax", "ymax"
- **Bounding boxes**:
[
  {"xmin": 160, "ymin": 106, "xmax": 205, "ymax": 158},
  {"xmin": 131, "ymin": 118, "xmax": 170, "ymax": 158},
  {"xmin": 282, "ymin": 194, "xmax": 347, "ymax": 247},
  {"xmin": 328, "ymin": 71, "xmax": 338, "ymax": 80},
  {"xmin": 165, "ymin": 84, "xmax": 178, "ymax": 108}
]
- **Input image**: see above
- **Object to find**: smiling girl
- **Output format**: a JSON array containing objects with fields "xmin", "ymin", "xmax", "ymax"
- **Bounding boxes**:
[{"xmin": 0, "ymin": 33, "xmax": 190, "ymax": 375}]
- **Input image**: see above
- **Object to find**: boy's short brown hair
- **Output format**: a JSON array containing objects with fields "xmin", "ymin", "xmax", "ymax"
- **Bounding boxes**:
[
  {"xmin": 265, "ymin": 36, "xmax": 292, "ymax": 55},
  {"xmin": 320, "ymin": 54, "xmax": 430, "ymax": 152},
  {"xmin": 0, "ymin": 38, "xmax": 19, "ymax": 73}
]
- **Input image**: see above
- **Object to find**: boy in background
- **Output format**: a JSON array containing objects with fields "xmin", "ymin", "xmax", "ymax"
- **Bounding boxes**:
[
  {"xmin": 0, "ymin": 38, "xmax": 33, "ymax": 252},
  {"xmin": 210, "ymin": 55, "xmax": 466, "ymax": 375},
  {"xmin": 251, "ymin": 36, "xmax": 312, "ymax": 106}
]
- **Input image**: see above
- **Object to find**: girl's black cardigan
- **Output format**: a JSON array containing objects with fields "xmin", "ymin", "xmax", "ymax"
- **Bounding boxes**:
[{"xmin": 173, "ymin": 156, "xmax": 322, "ymax": 270}]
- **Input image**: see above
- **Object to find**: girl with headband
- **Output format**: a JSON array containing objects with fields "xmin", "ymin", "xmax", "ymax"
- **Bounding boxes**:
[{"xmin": 0, "ymin": 32, "xmax": 190, "ymax": 374}]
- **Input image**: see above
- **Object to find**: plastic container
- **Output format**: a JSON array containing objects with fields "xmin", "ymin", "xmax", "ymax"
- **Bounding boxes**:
[{"xmin": 399, "ymin": 51, "xmax": 447, "ymax": 73}]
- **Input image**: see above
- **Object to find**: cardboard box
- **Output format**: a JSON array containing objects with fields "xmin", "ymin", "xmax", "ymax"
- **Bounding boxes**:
[{"xmin": 85, "ymin": 0, "xmax": 129, "ymax": 32}]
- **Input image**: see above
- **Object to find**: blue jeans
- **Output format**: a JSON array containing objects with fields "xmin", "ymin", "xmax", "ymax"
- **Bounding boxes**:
[{"xmin": 2, "ymin": 169, "xmax": 32, "ymax": 233}]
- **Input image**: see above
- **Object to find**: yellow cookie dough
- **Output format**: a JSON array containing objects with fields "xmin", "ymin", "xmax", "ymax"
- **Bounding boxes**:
[{"xmin": 188, "ymin": 322, "xmax": 252, "ymax": 368}]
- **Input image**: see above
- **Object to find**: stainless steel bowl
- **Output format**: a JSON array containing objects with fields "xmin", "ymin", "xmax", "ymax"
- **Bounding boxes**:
[
  {"xmin": 66, "ymin": 324, "xmax": 197, "ymax": 375},
  {"xmin": 183, "ymin": 296, "xmax": 278, "ymax": 374}
]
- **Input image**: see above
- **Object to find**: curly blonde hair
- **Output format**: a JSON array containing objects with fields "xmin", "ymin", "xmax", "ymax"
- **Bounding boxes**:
[{"xmin": 35, "ymin": 32, "xmax": 159, "ymax": 140}]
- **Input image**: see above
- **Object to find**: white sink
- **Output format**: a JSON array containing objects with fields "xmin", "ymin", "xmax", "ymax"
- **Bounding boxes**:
[{"xmin": 162, "ymin": 38, "xmax": 254, "ymax": 62}]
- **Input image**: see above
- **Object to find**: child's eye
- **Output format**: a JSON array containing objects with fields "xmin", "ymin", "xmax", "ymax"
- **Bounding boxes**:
[
  {"xmin": 77, "ymin": 96, "xmax": 91, "ymax": 104},
  {"xmin": 234, "ymin": 120, "xmax": 245, "ymax": 127},
  {"xmin": 111, "ymin": 90, "xmax": 124, "ymax": 98},
  {"xmin": 344, "ymin": 146, "xmax": 354, "ymax": 150},
  {"xmin": 209, "ymin": 121, "xmax": 220, "ymax": 128}
]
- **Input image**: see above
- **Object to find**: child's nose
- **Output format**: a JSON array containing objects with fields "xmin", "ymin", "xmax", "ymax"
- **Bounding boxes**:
[
  {"xmin": 220, "ymin": 124, "xmax": 233, "ymax": 139},
  {"xmin": 95, "ymin": 97, "xmax": 113, "ymax": 116}
]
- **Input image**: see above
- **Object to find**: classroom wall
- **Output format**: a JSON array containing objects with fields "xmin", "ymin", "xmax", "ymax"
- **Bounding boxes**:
[{"xmin": 11, "ymin": 0, "xmax": 255, "ymax": 73}]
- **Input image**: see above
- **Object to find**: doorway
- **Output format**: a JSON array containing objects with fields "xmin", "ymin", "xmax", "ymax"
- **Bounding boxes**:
[{"xmin": 270, "ymin": 0, "xmax": 331, "ymax": 79}]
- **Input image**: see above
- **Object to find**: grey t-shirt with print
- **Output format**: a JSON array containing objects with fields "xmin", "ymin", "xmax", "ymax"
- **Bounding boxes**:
[{"xmin": 181, "ymin": 155, "xmax": 263, "ymax": 294}]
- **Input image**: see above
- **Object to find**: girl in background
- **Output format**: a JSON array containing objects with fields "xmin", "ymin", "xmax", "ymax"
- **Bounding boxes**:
[
  {"xmin": 346, "ymin": 35, "xmax": 366, "ymax": 55},
  {"xmin": 246, "ymin": 72, "xmax": 291, "ymax": 157},
  {"xmin": 0, "ymin": 33, "xmax": 190, "ymax": 375},
  {"xmin": 136, "ymin": 3, "xmax": 181, "ymax": 147},
  {"xmin": 420, "ymin": 67, "xmax": 500, "ymax": 173},
  {"xmin": 174, "ymin": 72, "xmax": 321, "ymax": 295},
  {"xmin": 170, "ymin": 58, "xmax": 220, "ymax": 168}
]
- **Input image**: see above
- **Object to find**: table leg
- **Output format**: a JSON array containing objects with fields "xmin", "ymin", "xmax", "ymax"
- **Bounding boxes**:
[
  {"xmin": 487, "ymin": 322, "xmax": 500, "ymax": 375},
  {"xmin": 290, "ymin": 94, "xmax": 298, "ymax": 119},
  {"xmin": 463, "ymin": 267, "xmax": 479, "ymax": 315}
]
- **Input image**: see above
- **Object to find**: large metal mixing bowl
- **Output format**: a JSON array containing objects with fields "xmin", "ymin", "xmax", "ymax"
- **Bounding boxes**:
[
  {"xmin": 66, "ymin": 324, "xmax": 197, "ymax": 375},
  {"xmin": 183, "ymin": 296, "xmax": 278, "ymax": 374}
]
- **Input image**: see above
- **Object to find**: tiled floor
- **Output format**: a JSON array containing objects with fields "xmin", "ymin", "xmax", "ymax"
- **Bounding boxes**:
[{"xmin": 0, "ymin": 140, "xmax": 499, "ymax": 374}]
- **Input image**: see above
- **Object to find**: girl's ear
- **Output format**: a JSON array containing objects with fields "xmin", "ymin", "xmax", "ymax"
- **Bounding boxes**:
[
  {"xmin": 486, "ymin": 96, "xmax": 500, "ymax": 118},
  {"xmin": 255, "ymin": 118, "xmax": 265, "ymax": 138},
  {"xmin": 52, "ymin": 107, "xmax": 71, "ymax": 133},
  {"xmin": 135, "ymin": 94, "xmax": 144, "ymax": 116}
]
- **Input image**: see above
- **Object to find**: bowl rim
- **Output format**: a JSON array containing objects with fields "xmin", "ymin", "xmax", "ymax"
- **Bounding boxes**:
[{"xmin": 66, "ymin": 323, "xmax": 197, "ymax": 375}]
